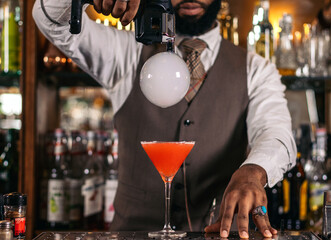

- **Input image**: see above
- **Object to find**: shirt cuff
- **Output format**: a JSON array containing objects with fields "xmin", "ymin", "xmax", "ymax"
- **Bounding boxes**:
[{"xmin": 241, "ymin": 139, "xmax": 294, "ymax": 187}]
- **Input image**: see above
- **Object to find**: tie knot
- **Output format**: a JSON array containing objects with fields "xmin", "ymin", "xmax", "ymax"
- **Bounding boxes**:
[{"xmin": 179, "ymin": 38, "xmax": 207, "ymax": 56}]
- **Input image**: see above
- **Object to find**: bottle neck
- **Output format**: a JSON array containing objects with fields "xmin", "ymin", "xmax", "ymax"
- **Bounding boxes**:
[
  {"xmin": 262, "ymin": 9, "xmax": 269, "ymax": 21},
  {"xmin": 260, "ymin": 0, "xmax": 270, "ymax": 22},
  {"xmin": 279, "ymin": 30, "xmax": 293, "ymax": 49}
]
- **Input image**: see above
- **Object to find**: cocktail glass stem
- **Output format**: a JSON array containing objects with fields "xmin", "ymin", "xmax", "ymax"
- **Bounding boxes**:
[
  {"xmin": 163, "ymin": 180, "xmax": 172, "ymax": 232},
  {"xmin": 148, "ymin": 176, "xmax": 186, "ymax": 238}
]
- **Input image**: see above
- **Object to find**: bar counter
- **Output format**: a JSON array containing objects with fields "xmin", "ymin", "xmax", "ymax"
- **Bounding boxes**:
[{"xmin": 33, "ymin": 231, "xmax": 322, "ymax": 240}]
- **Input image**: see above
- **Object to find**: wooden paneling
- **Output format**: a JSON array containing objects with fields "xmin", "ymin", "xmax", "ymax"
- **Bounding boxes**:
[{"xmin": 21, "ymin": 0, "xmax": 37, "ymax": 239}]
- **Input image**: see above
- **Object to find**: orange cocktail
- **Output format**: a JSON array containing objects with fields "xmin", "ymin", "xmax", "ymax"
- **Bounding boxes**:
[
  {"xmin": 141, "ymin": 141, "xmax": 194, "ymax": 182},
  {"xmin": 141, "ymin": 141, "xmax": 195, "ymax": 238}
]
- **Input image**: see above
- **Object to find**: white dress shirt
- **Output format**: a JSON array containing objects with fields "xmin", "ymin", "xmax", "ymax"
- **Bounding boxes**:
[{"xmin": 32, "ymin": 0, "xmax": 297, "ymax": 187}]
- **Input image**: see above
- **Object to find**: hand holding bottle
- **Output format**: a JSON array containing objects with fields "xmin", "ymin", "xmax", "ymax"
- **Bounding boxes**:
[{"xmin": 91, "ymin": 0, "xmax": 140, "ymax": 26}]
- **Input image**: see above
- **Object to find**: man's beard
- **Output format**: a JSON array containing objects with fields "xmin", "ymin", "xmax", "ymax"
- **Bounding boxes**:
[{"xmin": 174, "ymin": 0, "xmax": 222, "ymax": 36}]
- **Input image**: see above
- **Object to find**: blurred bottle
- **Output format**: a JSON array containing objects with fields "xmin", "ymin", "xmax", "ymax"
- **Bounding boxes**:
[
  {"xmin": 0, "ymin": 129, "xmax": 18, "ymax": 194},
  {"xmin": 275, "ymin": 13, "xmax": 297, "ymax": 76},
  {"xmin": 217, "ymin": 0, "xmax": 239, "ymax": 46},
  {"xmin": 247, "ymin": 1, "xmax": 261, "ymax": 53},
  {"xmin": 104, "ymin": 129, "xmax": 118, "ymax": 230},
  {"xmin": 0, "ymin": 0, "xmax": 3, "ymax": 71},
  {"xmin": 82, "ymin": 131, "xmax": 104, "ymax": 230},
  {"xmin": 255, "ymin": 0, "xmax": 274, "ymax": 61},
  {"xmin": 307, "ymin": 128, "xmax": 329, "ymax": 232},
  {"xmin": 96, "ymin": 130, "xmax": 108, "ymax": 170},
  {"xmin": 67, "ymin": 130, "xmax": 86, "ymax": 229},
  {"xmin": 307, "ymin": 25, "xmax": 329, "ymax": 77},
  {"xmin": 46, "ymin": 128, "xmax": 69, "ymax": 229},
  {"xmin": 39, "ymin": 131, "xmax": 54, "ymax": 229},
  {"xmin": 266, "ymin": 181, "xmax": 283, "ymax": 229},
  {"xmin": 282, "ymin": 152, "xmax": 308, "ymax": 230},
  {"xmin": 0, "ymin": 194, "xmax": 3, "ymax": 220},
  {"xmin": 0, "ymin": 0, "xmax": 21, "ymax": 74}
]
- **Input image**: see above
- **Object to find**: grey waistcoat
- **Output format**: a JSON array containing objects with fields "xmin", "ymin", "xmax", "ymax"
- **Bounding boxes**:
[{"xmin": 112, "ymin": 39, "xmax": 249, "ymax": 231}]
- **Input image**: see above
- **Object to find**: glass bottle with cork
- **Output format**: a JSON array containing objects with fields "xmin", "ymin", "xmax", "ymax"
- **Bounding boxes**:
[{"xmin": 275, "ymin": 13, "xmax": 297, "ymax": 76}]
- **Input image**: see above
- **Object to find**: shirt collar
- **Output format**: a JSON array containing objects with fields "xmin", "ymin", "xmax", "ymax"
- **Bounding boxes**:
[{"xmin": 175, "ymin": 21, "xmax": 222, "ymax": 51}]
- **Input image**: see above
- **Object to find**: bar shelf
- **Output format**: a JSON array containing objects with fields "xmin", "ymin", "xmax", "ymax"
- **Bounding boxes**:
[{"xmin": 281, "ymin": 76, "xmax": 331, "ymax": 92}]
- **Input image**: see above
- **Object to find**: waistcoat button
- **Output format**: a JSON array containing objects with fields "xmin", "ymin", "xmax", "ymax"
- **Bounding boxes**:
[{"xmin": 184, "ymin": 119, "xmax": 192, "ymax": 126}]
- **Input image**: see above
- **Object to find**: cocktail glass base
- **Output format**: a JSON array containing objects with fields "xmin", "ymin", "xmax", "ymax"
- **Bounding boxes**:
[{"xmin": 148, "ymin": 229, "xmax": 187, "ymax": 238}]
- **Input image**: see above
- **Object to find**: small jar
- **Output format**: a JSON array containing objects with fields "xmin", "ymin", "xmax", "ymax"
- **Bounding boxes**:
[
  {"xmin": 3, "ymin": 193, "xmax": 27, "ymax": 239},
  {"xmin": 0, "ymin": 220, "xmax": 13, "ymax": 240}
]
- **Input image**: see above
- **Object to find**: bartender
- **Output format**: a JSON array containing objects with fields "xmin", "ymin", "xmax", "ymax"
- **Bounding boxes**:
[{"xmin": 32, "ymin": 0, "xmax": 296, "ymax": 238}]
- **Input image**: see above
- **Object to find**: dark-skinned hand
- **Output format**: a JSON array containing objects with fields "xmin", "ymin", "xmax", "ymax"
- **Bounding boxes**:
[
  {"xmin": 92, "ymin": 0, "xmax": 140, "ymax": 26},
  {"xmin": 204, "ymin": 164, "xmax": 278, "ymax": 238}
]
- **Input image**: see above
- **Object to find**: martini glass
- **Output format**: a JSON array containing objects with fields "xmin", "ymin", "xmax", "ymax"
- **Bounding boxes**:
[{"xmin": 141, "ymin": 141, "xmax": 195, "ymax": 238}]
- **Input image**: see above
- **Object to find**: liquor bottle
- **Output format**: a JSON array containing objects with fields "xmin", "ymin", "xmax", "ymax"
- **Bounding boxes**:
[
  {"xmin": 0, "ymin": 194, "xmax": 3, "ymax": 220},
  {"xmin": 104, "ymin": 129, "xmax": 119, "ymax": 230},
  {"xmin": 247, "ymin": 1, "xmax": 261, "ymax": 53},
  {"xmin": 266, "ymin": 181, "xmax": 283, "ymax": 229},
  {"xmin": 275, "ymin": 13, "xmax": 297, "ymax": 76},
  {"xmin": 96, "ymin": 130, "xmax": 108, "ymax": 169},
  {"xmin": 67, "ymin": 130, "xmax": 86, "ymax": 229},
  {"xmin": 216, "ymin": 0, "xmax": 239, "ymax": 46},
  {"xmin": 255, "ymin": 0, "xmax": 274, "ymax": 61},
  {"xmin": 1, "ymin": 0, "xmax": 21, "ymax": 73},
  {"xmin": 46, "ymin": 128, "xmax": 69, "ymax": 229},
  {"xmin": 82, "ymin": 131, "xmax": 104, "ymax": 230},
  {"xmin": 307, "ymin": 128, "xmax": 329, "ymax": 232},
  {"xmin": 282, "ymin": 152, "xmax": 308, "ymax": 230},
  {"xmin": 0, "ymin": 129, "xmax": 18, "ymax": 194},
  {"xmin": 217, "ymin": 0, "xmax": 230, "ymax": 40},
  {"xmin": 39, "ymin": 130, "xmax": 54, "ymax": 228},
  {"xmin": 232, "ymin": 17, "xmax": 239, "ymax": 46}
]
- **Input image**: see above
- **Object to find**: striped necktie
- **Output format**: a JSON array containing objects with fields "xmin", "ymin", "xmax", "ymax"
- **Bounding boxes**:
[{"xmin": 179, "ymin": 38, "xmax": 207, "ymax": 102}]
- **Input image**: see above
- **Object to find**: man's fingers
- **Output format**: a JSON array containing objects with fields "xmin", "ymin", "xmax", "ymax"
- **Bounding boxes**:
[
  {"xmin": 253, "ymin": 215, "xmax": 272, "ymax": 238},
  {"xmin": 252, "ymin": 203, "xmax": 273, "ymax": 238},
  {"xmin": 120, "ymin": 0, "xmax": 140, "ymax": 25},
  {"xmin": 102, "ymin": 0, "xmax": 115, "ymax": 15},
  {"xmin": 93, "ymin": 0, "xmax": 103, "ymax": 13},
  {"xmin": 236, "ymin": 197, "xmax": 252, "ymax": 239},
  {"xmin": 204, "ymin": 221, "xmax": 221, "ymax": 233},
  {"xmin": 264, "ymin": 214, "xmax": 278, "ymax": 235},
  {"xmin": 112, "ymin": 0, "xmax": 128, "ymax": 18},
  {"xmin": 220, "ymin": 196, "xmax": 237, "ymax": 238},
  {"xmin": 92, "ymin": 0, "xmax": 138, "ymax": 23}
]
